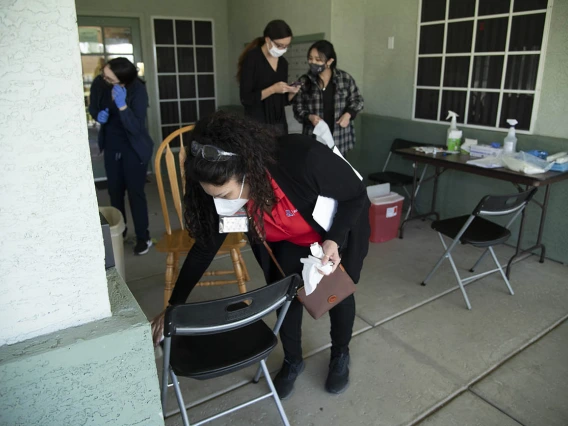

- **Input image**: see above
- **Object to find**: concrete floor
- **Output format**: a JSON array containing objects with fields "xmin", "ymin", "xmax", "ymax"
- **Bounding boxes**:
[{"xmin": 98, "ymin": 180, "xmax": 568, "ymax": 426}]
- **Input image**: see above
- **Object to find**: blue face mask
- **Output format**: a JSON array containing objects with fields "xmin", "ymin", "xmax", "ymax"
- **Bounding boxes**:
[{"xmin": 309, "ymin": 63, "xmax": 325, "ymax": 75}]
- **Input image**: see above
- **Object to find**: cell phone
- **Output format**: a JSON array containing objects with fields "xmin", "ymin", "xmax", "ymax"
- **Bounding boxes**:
[{"xmin": 290, "ymin": 81, "xmax": 302, "ymax": 87}]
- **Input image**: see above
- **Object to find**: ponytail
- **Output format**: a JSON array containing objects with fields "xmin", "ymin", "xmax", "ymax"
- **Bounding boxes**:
[{"xmin": 236, "ymin": 37, "xmax": 264, "ymax": 83}]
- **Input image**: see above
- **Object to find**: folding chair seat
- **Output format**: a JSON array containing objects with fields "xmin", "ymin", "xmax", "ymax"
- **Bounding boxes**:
[
  {"xmin": 421, "ymin": 188, "xmax": 537, "ymax": 310},
  {"xmin": 368, "ymin": 138, "xmax": 429, "ymax": 199},
  {"xmin": 161, "ymin": 274, "xmax": 301, "ymax": 426}
]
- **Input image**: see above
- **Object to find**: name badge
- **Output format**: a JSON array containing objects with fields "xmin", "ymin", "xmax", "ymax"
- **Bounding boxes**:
[{"xmin": 219, "ymin": 208, "xmax": 249, "ymax": 233}]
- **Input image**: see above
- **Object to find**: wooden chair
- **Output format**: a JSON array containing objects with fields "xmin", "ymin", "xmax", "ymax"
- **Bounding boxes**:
[{"xmin": 154, "ymin": 125, "xmax": 250, "ymax": 308}]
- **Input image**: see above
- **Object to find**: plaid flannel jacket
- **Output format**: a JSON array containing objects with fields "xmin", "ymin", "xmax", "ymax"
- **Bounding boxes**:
[{"xmin": 293, "ymin": 68, "xmax": 364, "ymax": 154}]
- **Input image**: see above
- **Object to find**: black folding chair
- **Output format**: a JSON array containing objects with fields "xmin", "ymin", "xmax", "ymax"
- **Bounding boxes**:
[
  {"xmin": 421, "ymin": 189, "xmax": 537, "ymax": 309},
  {"xmin": 161, "ymin": 274, "xmax": 301, "ymax": 426},
  {"xmin": 368, "ymin": 139, "xmax": 429, "ymax": 219}
]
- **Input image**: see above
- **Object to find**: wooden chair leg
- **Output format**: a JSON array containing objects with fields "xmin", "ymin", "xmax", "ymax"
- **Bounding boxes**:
[
  {"xmin": 164, "ymin": 252, "xmax": 176, "ymax": 309},
  {"xmin": 230, "ymin": 248, "xmax": 247, "ymax": 294},
  {"xmin": 238, "ymin": 249, "xmax": 250, "ymax": 282}
]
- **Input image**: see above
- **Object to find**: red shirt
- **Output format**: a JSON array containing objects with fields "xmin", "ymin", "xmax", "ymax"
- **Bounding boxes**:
[{"xmin": 248, "ymin": 177, "xmax": 322, "ymax": 247}]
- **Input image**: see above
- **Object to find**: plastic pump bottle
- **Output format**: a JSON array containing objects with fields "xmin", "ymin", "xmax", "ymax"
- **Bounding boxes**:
[
  {"xmin": 503, "ymin": 119, "xmax": 518, "ymax": 154},
  {"xmin": 446, "ymin": 111, "xmax": 462, "ymax": 152}
]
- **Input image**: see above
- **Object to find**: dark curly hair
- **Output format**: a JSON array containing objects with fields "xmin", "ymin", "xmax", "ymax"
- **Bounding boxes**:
[{"xmin": 184, "ymin": 111, "xmax": 277, "ymax": 244}]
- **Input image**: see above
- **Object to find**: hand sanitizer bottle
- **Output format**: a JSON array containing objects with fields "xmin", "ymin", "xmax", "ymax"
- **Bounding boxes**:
[
  {"xmin": 446, "ymin": 111, "xmax": 462, "ymax": 152},
  {"xmin": 503, "ymin": 119, "xmax": 518, "ymax": 154}
]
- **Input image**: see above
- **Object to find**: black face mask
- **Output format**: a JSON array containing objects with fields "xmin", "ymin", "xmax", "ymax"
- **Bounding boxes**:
[{"xmin": 309, "ymin": 63, "xmax": 325, "ymax": 75}]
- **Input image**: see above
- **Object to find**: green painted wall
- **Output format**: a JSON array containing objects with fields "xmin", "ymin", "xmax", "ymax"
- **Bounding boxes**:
[
  {"xmin": 75, "ymin": 0, "xmax": 231, "ymax": 147},
  {"xmin": 227, "ymin": 0, "xmax": 332, "ymax": 105},
  {"xmin": 330, "ymin": 0, "xmax": 366, "ymax": 85},
  {"xmin": 0, "ymin": 269, "xmax": 163, "ymax": 425},
  {"xmin": 350, "ymin": 114, "xmax": 568, "ymax": 265}
]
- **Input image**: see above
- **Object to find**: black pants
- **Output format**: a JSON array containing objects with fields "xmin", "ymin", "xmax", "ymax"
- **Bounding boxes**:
[
  {"xmin": 267, "ymin": 241, "xmax": 356, "ymax": 364},
  {"xmin": 104, "ymin": 149, "xmax": 149, "ymax": 241}
]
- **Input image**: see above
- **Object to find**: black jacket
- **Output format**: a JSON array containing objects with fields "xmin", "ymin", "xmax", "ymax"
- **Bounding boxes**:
[
  {"xmin": 169, "ymin": 134, "xmax": 371, "ymax": 305},
  {"xmin": 88, "ymin": 76, "xmax": 154, "ymax": 164}
]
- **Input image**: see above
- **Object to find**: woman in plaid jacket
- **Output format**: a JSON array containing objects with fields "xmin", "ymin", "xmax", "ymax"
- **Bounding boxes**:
[{"xmin": 293, "ymin": 40, "xmax": 364, "ymax": 155}]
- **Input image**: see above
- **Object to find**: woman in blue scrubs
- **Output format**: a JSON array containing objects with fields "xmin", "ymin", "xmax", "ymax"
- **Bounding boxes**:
[{"xmin": 89, "ymin": 57, "xmax": 154, "ymax": 255}]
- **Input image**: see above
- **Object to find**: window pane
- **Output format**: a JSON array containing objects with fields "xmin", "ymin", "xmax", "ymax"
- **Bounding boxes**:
[
  {"xmin": 417, "ymin": 57, "xmax": 442, "ymax": 86},
  {"xmin": 106, "ymin": 54, "xmax": 134, "ymax": 63},
  {"xmin": 175, "ymin": 20, "xmax": 193, "ymax": 45},
  {"xmin": 505, "ymin": 54, "xmax": 539, "ymax": 91},
  {"xmin": 81, "ymin": 56, "xmax": 105, "ymax": 83},
  {"xmin": 415, "ymin": 89, "xmax": 439, "ymax": 120},
  {"xmin": 449, "ymin": 0, "xmax": 475, "ymax": 19},
  {"xmin": 419, "ymin": 24, "xmax": 444, "ymax": 54},
  {"xmin": 104, "ymin": 27, "xmax": 133, "ymax": 54},
  {"xmin": 158, "ymin": 75, "xmax": 177, "ymax": 100},
  {"xmin": 160, "ymin": 101, "xmax": 179, "ymax": 125},
  {"xmin": 195, "ymin": 21, "xmax": 212, "ymax": 45},
  {"xmin": 478, "ymin": 0, "xmax": 510, "ymax": 16},
  {"xmin": 154, "ymin": 19, "xmax": 174, "ymax": 44},
  {"xmin": 196, "ymin": 48, "xmax": 214, "ymax": 72},
  {"xmin": 509, "ymin": 14, "xmax": 546, "ymax": 51},
  {"xmin": 421, "ymin": 0, "xmax": 446, "ymax": 22},
  {"xmin": 468, "ymin": 91, "xmax": 499, "ymax": 126},
  {"xmin": 500, "ymin": 94, "xmax": 534, "ymax": 130},
  {"xmin": 444, "ymin": 57, "xmax": 470, "ymax": 87},
  {"xmin": 440, "ymin": 91, "xmax": 466, "ymax": 122},
  {"xmin": 471, "ymin": 56, "xmax": 504, "ymax": 89},
  {"xmin": 198, "ymin": 75, "xmax": 215, "ymax": 98},
  {"xmin": 161, "ymin": 125, "xmax": 180, "ymax": 146},
  {"xmin": 475, "ymin": 18, "xmax": 508, "ymax": 52},
  {"xmin": 181, "ymin": 101, "xmax": 198, "ymax": 123},
  {"xmin": 156, "ymin": 47, "xmax": 175, "ymax": 73},
  {"xmin": 446, "ymin": 21, "xmax": 473, "ymax": 53},
  {"xmin": 514, "ymin": 0, "xmax": 548, "ymax": 12},
  {"xmin": 177, "ymin": 47, "xmax": 195, "ymax": 72},
  {"xmin": 79, "ymin": 26, "xmax": 103, "ymax": 54},
  {"xmin": 179, "ymin": 75, "xmax": 196, "ymax": 98},
  {"xmin": 199, "ymin": 100, "xmax": 216, "ymax": 119}
]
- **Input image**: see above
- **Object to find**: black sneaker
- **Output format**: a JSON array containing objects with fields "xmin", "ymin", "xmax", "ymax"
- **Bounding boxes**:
[
  {"xmin": 325, "ymin": 353, "xmax": 350, "ymax": 394},
  {"xmin": 273, "ymin": 359, "xmax": 305, "ymax": 400},
  {"xmin": 134, "ymin": 239, "xmax": 152, "ymax": 255}
]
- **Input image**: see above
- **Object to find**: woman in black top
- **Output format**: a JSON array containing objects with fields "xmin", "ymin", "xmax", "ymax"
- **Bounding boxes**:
[
  {"xmin": 151, "ymin": 112, "xmax": 370, "ymax": 399},
  {"xmin": 237, "ymin": 20, "xmax": 300, "ymax": 134}
]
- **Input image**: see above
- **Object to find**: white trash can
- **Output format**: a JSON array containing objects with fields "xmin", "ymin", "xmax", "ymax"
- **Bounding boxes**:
[{"xmin": 99, "ymin": 206, "xmax": 126, "ymax": 280}]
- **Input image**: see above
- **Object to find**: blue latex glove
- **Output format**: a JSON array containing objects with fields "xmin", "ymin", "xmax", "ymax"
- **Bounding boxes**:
[
  {"xmin": 97, "ymin": 108, "xmax": 109, "ymax": 124},
  {"xmin": 112, "ymin": 85, "xmax": 127, "ymax": 109}
]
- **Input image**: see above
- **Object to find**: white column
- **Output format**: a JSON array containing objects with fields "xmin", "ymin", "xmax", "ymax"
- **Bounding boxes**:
[{"xmin": 0, "ymin": 0, "xmax": 111, "ymax": 346}]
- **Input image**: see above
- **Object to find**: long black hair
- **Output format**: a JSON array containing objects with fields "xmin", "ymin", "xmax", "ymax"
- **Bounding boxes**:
[
  {"xmin": 184, "ymin": 111, "xmax": 277, "ymax": 243},
  {"xmin": 237, "ymin": 20, "xmax": 293, "ymax": 82},
  {"xmin": 304, "ymin": 40, "xmax": 338, "ymax": 92},
  {"xmin": 107, "ymin": 57, "xmax": 143, "ymax": 86}
]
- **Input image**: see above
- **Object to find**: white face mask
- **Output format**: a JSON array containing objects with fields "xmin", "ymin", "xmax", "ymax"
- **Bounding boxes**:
[
  {"xmin": 268, "ymin": 40, "xmax": 287, "ymax": 58},
  {"xmin": 213, "ymin": 175, "xmax": 248, "ymax": 216}
]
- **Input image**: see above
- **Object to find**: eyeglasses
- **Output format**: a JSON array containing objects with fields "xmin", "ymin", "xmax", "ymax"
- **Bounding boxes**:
[
  {"xmin": 271, "ymin": 39, "xmax": 290, "ymax": 50},
  {"xmin": 191, "ymin": 141, "xmax": 238, "ymax": 162}
]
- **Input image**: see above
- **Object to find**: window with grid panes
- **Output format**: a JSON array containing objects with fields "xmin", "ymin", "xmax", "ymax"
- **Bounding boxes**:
[
  {"xmin": 414, "ymin": 0, "xmax": 550, "ymax": 131},
  {"xmin": 153, "ymin": 18, "xmax": 216, "ymax": 145}
]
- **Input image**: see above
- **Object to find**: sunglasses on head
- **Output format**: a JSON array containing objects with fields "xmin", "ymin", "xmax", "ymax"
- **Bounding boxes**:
[{"xmin": 191, "ymin": 141, "xmax": 238, "ymax": 162}]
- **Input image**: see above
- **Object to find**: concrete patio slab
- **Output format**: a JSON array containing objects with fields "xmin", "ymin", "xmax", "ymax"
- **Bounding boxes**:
[
  {"xmin": 472, "ymin": 321, "xmax": 568, "ymax": 426},
  {"xmin": 421, "ymin": 391, "xmax": 521, "ymax": 425}
]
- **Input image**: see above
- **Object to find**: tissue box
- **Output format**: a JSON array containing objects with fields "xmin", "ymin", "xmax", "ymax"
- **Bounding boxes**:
[{"xmin": 470, "ymin": 144, "xmax": 503, "ymax": 158}]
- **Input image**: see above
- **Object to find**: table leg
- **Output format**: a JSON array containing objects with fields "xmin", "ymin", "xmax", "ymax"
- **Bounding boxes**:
[
  {"xmin": 505, "ymin": 185, "xmax": 550, "ymax": 277},
  {"xmin": 399, "ymin": 161, "xmax": 419, "ymax": 239}
]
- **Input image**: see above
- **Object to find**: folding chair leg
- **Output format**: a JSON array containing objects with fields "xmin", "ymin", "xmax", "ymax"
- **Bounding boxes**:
[
  {"xmin": 488, "ymin": 246, "xmax": 514, "ymax": 295},
  {"xmin": 470, "ymin": 248, "xmax": 489, "ymax": 273},
  {"xmin": 421, "ymin": 233, "xmax": 461, "ymax": 286},
  {"xmin": 170, "ymin": 369, "xmax": 191, "ymax": 426},
  {"xmin": 446, "ymin": 250, "xmax": 472, "ymax": 310},
  {"xmin": 261, "ymin": 359, "xmax": 290, "ymax": 426}
]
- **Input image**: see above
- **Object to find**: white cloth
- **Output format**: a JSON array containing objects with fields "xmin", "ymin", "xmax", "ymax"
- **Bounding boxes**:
[
  {"xmin": 313, "ymin": 120, "xmax": 335, "ymax": 148},
  {"xmin": 300, "ymin": 243, "xmax": 334, "ymax": 296}
]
